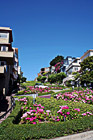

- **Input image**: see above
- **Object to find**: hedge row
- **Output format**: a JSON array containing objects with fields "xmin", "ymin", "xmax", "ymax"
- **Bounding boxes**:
[
  {"xmin": 51, "ymin": 87, "xmax": 85, "ymax": 97},
  {"xmin": 16, "ymin": 90, "xmax": 54, "ymax": 96}
]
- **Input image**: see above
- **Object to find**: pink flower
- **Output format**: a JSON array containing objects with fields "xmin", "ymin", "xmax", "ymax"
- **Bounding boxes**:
[
  {"xmin": 33, "ymin": 122, "xmax": 36, "ymax": 124},
  {"xmin": 60, "ymin": 105, "xmax": 69, "ymax": 109},
  {"xmin": 30, "ymin": 118, "xmax": 33, "ymax": 121},
  {"xmin": 66, "ymin": 112, "xmax": 70, "ymax": 115},
  {"xmin": 21, "ymin": 107, "xmax": 23, "ymax": 109},
  {"xmin": 26, "ymin": 117, "xmax": 30, "ymax": 120},
  {"xmin": 82, "ymin": 113, "xmax": 86, "ymax": 116},
  {"xmin": 74, "ymin": 108, "xmax": 80, "ymax": 112},
  {"xmin": 46, "ymin": 110, "xmax": 51, "ymax": 113},
  {"xmin": 41, "ymin": 106, "xmax": 44, "ymax": 109},
  {"xmin": 57, "ymin": 119, "xmax": 60, "ymax": 121},
  {"xmin": 38, "ymin": 109, "xmax": 44, "ymax": 113}
]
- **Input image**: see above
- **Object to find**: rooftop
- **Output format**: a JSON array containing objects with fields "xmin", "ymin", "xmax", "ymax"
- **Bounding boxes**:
[
  {"xmin": 80, "ymin": 49, "xmax": 93, "ymax": 59},
  {"xmin": 0, "ymin": 27, "xmax": 12, "ymax": 31}
]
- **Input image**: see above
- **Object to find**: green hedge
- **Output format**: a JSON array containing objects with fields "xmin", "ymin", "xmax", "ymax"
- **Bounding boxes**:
[
  {"xmin": 16, "ymin": 90, "xmax": 54, "ymax": 96},
  {"xmin": 0, "ymin": 98, "xmax": 93, "ymax": 140},
  {"xmin": 51, "ymin": 87, "xmax": 84, "ymax": 97}
]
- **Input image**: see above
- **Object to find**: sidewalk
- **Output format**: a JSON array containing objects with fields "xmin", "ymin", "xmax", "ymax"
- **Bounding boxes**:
[
  {"xmin": 49, "ymin": 130, "xmax": 93, "ymax": 140},
  {"xmin": 0, "ymin": 96, "xmax": 11, "ymax": 124}
]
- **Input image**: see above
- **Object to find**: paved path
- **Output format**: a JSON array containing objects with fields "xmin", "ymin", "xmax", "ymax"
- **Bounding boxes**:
[
  {"xmin": 48, "ymin": 130, "xmax": 93, "ymax": 140},
  {"xmin": 50, "ymin": 90, "xmax": 62, "ymax": 93},
  {"xmin": 0, "ymin": 96, "xmax": 11, "ymax": 124}
]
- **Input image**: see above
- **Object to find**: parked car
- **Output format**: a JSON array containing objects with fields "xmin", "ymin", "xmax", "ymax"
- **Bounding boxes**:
[{"xmin": 34, "ymin": 83, "xmax": 48, "ymax": 88}]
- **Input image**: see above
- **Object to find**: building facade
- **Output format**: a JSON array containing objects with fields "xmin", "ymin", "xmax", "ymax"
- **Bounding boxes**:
[
  {"xmin": 0, "ymin": 27, "xmax": 19, "ymax": 96},
  {"xmin": 61, "ymin": 56, "xmax": 75, "ymax": 74},
  {"xmin": 66, "ymin": 57, "xmax": 81, "ymax": 75}
]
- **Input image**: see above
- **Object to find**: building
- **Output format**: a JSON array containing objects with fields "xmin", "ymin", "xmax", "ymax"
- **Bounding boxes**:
[
  {"xmin": 40, "ymin": 67, "xmax": 51, "ymax": 75},
  {"xmin": 80, "ymin": 49, "xmax": 93, "ymax": 62},
  {"xmin": 63, "ymin": 57, "xmax": 81, "ymax": 86},
  {"xmin": 50, "ymin": 66, "xmax": 55, "ymax": 73},
  {"xmin": 0, "ymin": 27, "xmax": 19, "ymax": 96},
  {"xmin": 61, "ymin": 56, "xmax": 75, "ymax": 74},
  {"xmin": 66, "ymin": 57, "xmax": 81, "ymax": 75}
]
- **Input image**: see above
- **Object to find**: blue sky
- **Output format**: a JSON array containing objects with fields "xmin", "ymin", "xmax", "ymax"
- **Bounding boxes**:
[{"xmin": 0, "ymin": 0, "xmax": 93, "ymax": 80}]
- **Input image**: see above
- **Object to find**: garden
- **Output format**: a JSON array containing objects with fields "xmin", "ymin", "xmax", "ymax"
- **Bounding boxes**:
[
  {"xmin": 54, "ymin": 88, "xmax": 93, "ymax": 105},
  {"xmin": 16, "ymin": 85, "xmax": 65, "ymax": 96},
  {"xmin": 0, "ymin": 88, "xmax": 93, "ymax": 140}
]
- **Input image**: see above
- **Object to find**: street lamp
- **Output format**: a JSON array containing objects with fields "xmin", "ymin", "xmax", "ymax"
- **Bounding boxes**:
[{"xmin": 32, "ymin": 92, "xmax": 38, "ymax": 104}]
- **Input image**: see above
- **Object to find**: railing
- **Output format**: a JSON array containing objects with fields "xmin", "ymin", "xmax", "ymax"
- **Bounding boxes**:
[{"xmin": 0, "ymin": 96, "xmax": 15, "ymax": 120}]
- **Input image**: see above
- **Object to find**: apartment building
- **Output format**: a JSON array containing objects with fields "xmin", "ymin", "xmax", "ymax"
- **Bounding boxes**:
[
  {"xmin": 80, "ymin": 49, "xmax": 93, "ymax": 62},
  {"xmin": 66, "ymin": 57, "xmax": 81, "ymax": 75},
  {"xmin": 61, "ymin": 56, "xmax": 75, "ymax": 74},
  {"xmin": 0, "ymin": 27, "xmax": 19, "ymax": 96}
]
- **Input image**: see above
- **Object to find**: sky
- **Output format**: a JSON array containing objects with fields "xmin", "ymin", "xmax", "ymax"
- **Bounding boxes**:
[{"xmin": 0, "ymin": 0, "xmax": 93, "ymax": 80}]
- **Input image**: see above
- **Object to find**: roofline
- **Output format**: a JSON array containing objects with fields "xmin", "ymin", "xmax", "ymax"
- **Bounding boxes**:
[
  {"xmin": 80, "ymin": 50, "xmax": 93, "ymax": 59},
  {"xmin": 0, "ymin": 27, "xmax": 12, "ymax": 31}
]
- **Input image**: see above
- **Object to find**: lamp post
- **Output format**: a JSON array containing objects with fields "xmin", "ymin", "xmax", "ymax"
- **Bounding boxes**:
[
  {"xmin": 32, "ymin": 92, "xmax": 38, "ymax": 104},
  {"xmin": 71, "ymin": 81, "xmax": 75, "ymax": 91},
  {"xmin": 76, "ymin": 78, "xmax": 80, "ymax": 91}
]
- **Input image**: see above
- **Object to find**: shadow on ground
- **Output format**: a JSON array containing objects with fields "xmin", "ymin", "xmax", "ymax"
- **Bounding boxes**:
[{"xmin": 0, "ymin": 97, "xmax": 9, "ymax": 113}]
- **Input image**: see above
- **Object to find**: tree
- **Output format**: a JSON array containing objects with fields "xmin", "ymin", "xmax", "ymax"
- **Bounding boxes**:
[
  {"xmin": 48, "ymin": 72, "xmax": 66, "ymax": 84},
  {"xmin": 41, "ymin": 76, "xmax": 47, "ymax": 83},
  {"xmin": 17, "ymin": 75, "xmax": 26, "ymax": 83},
  {"xmin": 50, "ymin": 55, "xmax": 64, "ymax": 66},
  {"xmin": 56, "ymin": 72, "xmax": 66, "ymax": 83},
  {"xmin": 48, "ymin": 74, "xmax": 57, "ymax": 83},
  {"xmin": 21, "ymin": 77, "xmax": 27, "ymax": 83},
  {"xmin": 37, "ymin": 75, "xmax": 42, "ymax": 82},
  {"xmin": 80, "ymin": 56, "xmax": 93, "ymax": 87}
]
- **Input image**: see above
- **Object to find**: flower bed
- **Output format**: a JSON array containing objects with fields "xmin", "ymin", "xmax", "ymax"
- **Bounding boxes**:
[
  {"xmin": 54, "ymin": 89, "xmax": 93, "ymax": 105},
  {"xmin": 18, "ymin": 97, "xmax": 93, "ymax": 124},
  {"xmin": 16, "ymin": 86, "xmax": 63, "ymax": 96},
  {"xmin": 0, "ymin": 97, "xmax": 93, "ymax": 140},
  {"xmin": 16, "ymin": 86, "xmax": 53, "ymax": 95}
]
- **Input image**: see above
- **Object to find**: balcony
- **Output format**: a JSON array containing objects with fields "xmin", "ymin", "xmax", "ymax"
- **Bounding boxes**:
[
  {"xmin": 0, "ymin": 51, "xmax": 14, "ymax": 65},
  {"xmin": 13, "ymin": 65, "xmax": 18, "ymax": 71},
  {"xmin": 66, "ymin": 63, "xmax": 80, "ymax": 72},
  {"xmin": 13, "ymin": 73, "xmax": 18, "ymax": 80}
]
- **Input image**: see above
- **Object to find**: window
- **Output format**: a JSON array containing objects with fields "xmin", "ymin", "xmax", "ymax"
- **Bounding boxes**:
[
  {"xmin": 0, "ymin": 61, "xmax": 6, "ymax": 66},
  {"xmin": 1, "ymin": 46, "xmax": 8, "ymax": 51},
  {"xmin": 74, "ymin": 67, "xmax": 78, "ymax": 71},
  {"xmin": 0, "ymin": 33, "xmax": 7, "ymax": 38},
  {"xmin": 1, "ymin": 62, "xmax": 4, "ymax": 66}
]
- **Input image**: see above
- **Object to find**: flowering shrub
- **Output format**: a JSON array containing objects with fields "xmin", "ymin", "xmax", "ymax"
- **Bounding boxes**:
[
  {"xmin": 18, "ymin": 97, "xmax": 93, "ymax": 124},
  {"xmin": 55, "ymin": 89, "xmax": 93, "ymax": 105},
  {"xmin": 17, "ymin": 86, "xmax": 63, "ymax": 95},
  {"xmin": 54, "ymin": 61, "xmax": 63, "ymax": 72}
]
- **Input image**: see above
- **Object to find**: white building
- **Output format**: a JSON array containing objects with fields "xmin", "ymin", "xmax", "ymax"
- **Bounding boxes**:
[
  {"xmin": 66, "ymin": 57, "xmax": 81, "ymax": 75},
  {"xmin": 80, "ymin": 49, "xmax": 93, "ymax": 62}
]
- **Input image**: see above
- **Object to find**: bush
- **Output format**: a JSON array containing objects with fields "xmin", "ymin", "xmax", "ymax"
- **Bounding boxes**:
[{"xmin": 16, "ymin": 90, "xmax": 24, "ymax": 95}]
